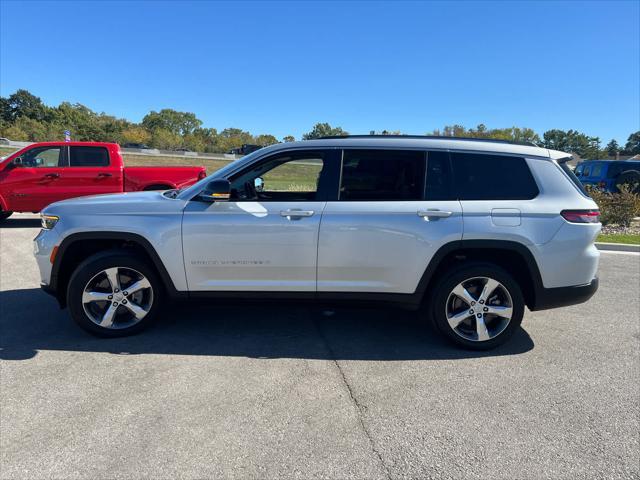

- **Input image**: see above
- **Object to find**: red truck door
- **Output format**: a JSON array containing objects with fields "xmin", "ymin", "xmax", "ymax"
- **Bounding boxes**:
[
  {"xmin": 58, "ymin": 145, "xmax": 122, "ymax": 199},
  {"xmin": 3, "ymin": 145, "xmax": 67, "ymax": 212}
]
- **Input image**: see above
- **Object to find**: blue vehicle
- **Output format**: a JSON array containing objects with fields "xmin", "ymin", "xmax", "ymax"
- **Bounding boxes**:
[{"xmin": 575, "ymin": 160, "xmax": 640, "ymax": 193}]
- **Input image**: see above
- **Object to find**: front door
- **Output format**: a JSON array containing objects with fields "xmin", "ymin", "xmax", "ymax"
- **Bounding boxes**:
[
  {"xmin": 317, "ymin": 149, "xmax": 463, "ymax": 294},
  {"xmin": 182, "ymin": 149, "xmax": 337, "ymax": 291},
  {"xmin": 4, "ymin": 145, "xmax": 65, "ymax": 212}
]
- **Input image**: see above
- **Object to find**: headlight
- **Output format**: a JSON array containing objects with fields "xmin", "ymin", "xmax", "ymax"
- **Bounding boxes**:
[{"xmin": 41, "ymin": 214, "xmax": 59, "ymax": 230}]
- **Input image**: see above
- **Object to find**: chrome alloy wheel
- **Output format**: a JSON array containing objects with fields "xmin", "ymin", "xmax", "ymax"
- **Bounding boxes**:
[
  {"xmin": 82, "ymin": 267, "xmax": 154, "ymax": 329},
  {"xmin": 445, "ymin": 276, "xmax": 513, "ymax": 342}
]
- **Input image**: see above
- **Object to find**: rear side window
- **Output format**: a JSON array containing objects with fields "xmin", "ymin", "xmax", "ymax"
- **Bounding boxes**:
[
  {"xmin": 591, "ymin": 164, "xmax": 603, "ymax": 178},
  {"xmin": 340, "ymin": 149, "xmax": 425, "ymax": 201},
  {"xmin": 451, "ymin": 153, "xmax": 539, "ymax": 200},
  {"xmin": 425, "ymin": 150, "xmax": 454, "ymax": 200},
  {"xmin": 69, "ymin": 146, "xmax": 109, "ymax": 167}
]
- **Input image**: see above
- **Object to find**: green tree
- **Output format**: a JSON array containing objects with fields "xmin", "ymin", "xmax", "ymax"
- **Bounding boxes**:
[
  {"xmin": 150, "ymin": 128, "xmax": 182, "ymax": 149},
  {"xmin": 142, "ymin": 109, "xmax": 202, "ymax": 136},
  {"xmin": 606, "ymin": 139, "xmax": 620, "ymax": 157},
  {"xmin": 542, "ymin": 129, "xmax": 601, "ymax": 158},
  {"xmin": 254, "ymin": 134, "xmax": 279, "ymax": 146},
  {"xmin": 3, "ymin": 89, "xmax": 49, "ymax": 122},
  {"xmin": 282, "ymin": 135, "xmax": 295, "ymax": 142},
  {"xmin": 623, "ymin": 131, "xmax": 640, "ymax": 155},
  {"xmin": 302, "ymin": 122, "xmax": 348, "ymax": 140},
  {"xmin": 121, "ymin": 126, "xmax": 152, "ymax": 145}
]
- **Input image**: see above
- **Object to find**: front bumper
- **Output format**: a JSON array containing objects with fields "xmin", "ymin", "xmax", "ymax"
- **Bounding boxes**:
[{"xmin": 531, "ymin": 277, "xmax": 599, "ymax": 311}]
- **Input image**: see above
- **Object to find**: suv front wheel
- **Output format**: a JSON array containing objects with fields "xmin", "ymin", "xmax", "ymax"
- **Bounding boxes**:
[
  {"xmin": 67, "ymin": 251, "xmax": 162, "ymax": 337},
  {"xmin": 430, "ymin": 262, "xmax": 525, "ymax": 350}
]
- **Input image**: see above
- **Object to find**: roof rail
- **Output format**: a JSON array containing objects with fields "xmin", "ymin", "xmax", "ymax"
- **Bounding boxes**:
[{"xmin": 317, "ymin": 134, "xmax": 539, "ymax": 148}]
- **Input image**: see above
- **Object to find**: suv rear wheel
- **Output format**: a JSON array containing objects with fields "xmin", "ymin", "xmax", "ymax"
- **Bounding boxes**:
[
  {"xmin": 429, "ymin": 262, "xmax": 524, "ymax": 350},
  {"xmin": 67, "ymin": 251, "xmax": 162, "ymax": 337}
]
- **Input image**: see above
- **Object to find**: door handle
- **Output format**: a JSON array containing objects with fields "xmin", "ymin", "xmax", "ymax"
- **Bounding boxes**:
[
  {"xmin": 418, "ymin": 209, "xmax": 452, "ymax": 219},
  {"xmin": 97, "ymin": 172, "xmax": 112, "ymax": 177},
  {"xmin": 280, "ymin": 209, "xmax": 315, "ymax": 218},
  {"xmin": 44, "ymin": 173, "xmax": 60, "ymax": 179}
]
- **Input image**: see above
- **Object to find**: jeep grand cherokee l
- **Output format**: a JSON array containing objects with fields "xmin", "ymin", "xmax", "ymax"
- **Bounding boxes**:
[{"xmin": 34, "ymin": 136, "xmax": 600, "ymax": 349}]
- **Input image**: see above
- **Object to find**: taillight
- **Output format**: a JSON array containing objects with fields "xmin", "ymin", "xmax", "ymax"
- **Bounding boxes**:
[
  {"xmin": 561, "ymin": 209, "xmax": 600, "ymax": 224},
  {"xmin": 598, "ymin": 181, "xmax": 606, "ymax": 189}
]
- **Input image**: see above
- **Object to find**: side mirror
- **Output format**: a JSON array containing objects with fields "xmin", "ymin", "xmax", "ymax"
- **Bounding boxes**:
[
  {"xmin": 254, "ymin": 177, "xmax": 264, "ymax": 192},
  {"xmin": 197, "ymin": 179, "xmax": 231, "ymax": 202}
]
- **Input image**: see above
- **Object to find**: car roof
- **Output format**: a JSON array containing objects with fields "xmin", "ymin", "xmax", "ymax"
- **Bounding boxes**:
[{"xmin": 263, "ymin": 136, "xmax": 552, "ymax": 158}]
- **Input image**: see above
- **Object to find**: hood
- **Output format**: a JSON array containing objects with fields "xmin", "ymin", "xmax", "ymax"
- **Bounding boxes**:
[{"xmin": 43, "ymin": 190, "xmax": 187, "ymax": 216}]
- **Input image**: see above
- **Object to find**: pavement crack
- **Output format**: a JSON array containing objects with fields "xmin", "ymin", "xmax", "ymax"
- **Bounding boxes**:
[{"xmin": 312, "ymin": 310, "xmax": 393, "ymax": 480}]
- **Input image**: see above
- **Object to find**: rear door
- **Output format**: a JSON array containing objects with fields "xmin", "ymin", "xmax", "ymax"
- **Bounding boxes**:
[
  {"xmin": 317, "ymin": 149, "xmax": 463, "ymax": 294},
  {"xmin": 57, "ymin": 146, "xmax": 122, "ymax": 197},
  {"xmin": 182, "ymin": 149, "xmax": 338, "ymax": 291}
]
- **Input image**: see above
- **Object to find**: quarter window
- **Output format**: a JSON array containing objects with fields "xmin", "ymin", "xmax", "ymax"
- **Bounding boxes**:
[
  {"xmin": 451, "ymin": 153, "xmax": 539, "ymax": 200},
  {"xmin": 69, "ymin": 146, "xmax": 110, "ymax": 167},
  {"xmin": 339, "ymin": 149, "xmax": 425, "ymax": 201}
]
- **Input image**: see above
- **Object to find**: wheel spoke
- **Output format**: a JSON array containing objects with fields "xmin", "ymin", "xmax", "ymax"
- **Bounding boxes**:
[
  {"xmin": 452, "ymin": 284, "xmax": 476, "ymax": 306},
  {"xmin": 476, "ymin": 316, "xmax": 490, "ymax": 341},
  {"xmin": 447, "ymin": 310, "xmax": 472, "ymax": 329},
  {"xmin": 485, "ymin": 305, "xmax": 513, "ymax": 319},
  {"xmin": 122, "ymin": 300, "xmax": 149, "ymax": 320},
  {"xmin": 104, "ymin": 267, "xmax": 120, "ymax": 292},
  {"xmin": 478, "ymin": 278, "xmax": 500, "ymax": 303},
  {"xmin": 125, "ymin": 278, "xmax": 151, "ymax": 295},
  {"xmin": 100, "ymin": 303, "xmax": 118, "ymax": 328},
  {"xmin": 82, "ymin": 290, "xmax": 112, "ymax": 303}
]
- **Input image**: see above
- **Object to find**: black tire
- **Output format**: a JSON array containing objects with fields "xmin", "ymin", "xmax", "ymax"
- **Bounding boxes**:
[
  {"xmin": 0, "ymin": 211, "xmax": 13, "ymax": 221},
  {"xmin": 428, "ymin": 262, "xmax": 525, "ymax": 350},
  {"xmin": 615, "ymin": 170, "xmax": 640, "ymax": 193},
  {"xmin": 67, "ymin": 250, "xmax": 163, "ymax": 337}
]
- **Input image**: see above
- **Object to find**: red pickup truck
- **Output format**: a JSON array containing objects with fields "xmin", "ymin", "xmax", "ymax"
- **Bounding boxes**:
[{"xmin": 0, "ymin": 142, "xmax": 207, "ymax": 219}]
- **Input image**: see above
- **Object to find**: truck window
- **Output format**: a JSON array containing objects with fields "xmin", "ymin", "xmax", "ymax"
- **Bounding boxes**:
[
  {"xmin": 17, "ymin": 147, "xmax": 62, "ymax": 168},
  {"xmin": 69, "ymin": 146, "xmax": 110, "ymax": 167},
  {"xmin": 339, "ymin": 149, "xmax": 425, "ymax": 201}
]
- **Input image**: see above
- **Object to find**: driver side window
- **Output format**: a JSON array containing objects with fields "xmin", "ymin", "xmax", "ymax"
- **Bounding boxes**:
[
  {"xmin": 15, "ymin": 147, "xmax": 62, "ymax": 168},
  {"xmin": 230, "ymin": 151, "xmax": 326, "ymax": 202}
]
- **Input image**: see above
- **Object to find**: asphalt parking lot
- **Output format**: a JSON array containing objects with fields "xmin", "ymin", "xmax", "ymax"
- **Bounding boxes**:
[{"xmin": 1, "ymin": 213, "xmax": 638, "ymax": 479}]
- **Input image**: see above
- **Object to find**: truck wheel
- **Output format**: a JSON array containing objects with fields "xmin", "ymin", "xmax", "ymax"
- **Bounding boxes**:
[
  {"xmin": 0, "ymin": 211, "xmax": 13, "ymax": 221},
  {"xmin": 429, "ymin": 262, "xmax": 524, "ymax": 350},
  {"xmin": 615, "ymin": 170, "xmax": 640, "ymax": 193},
  {"xmin": 67, "ymin": 251, "xmax": 162, "ymax": 337}
]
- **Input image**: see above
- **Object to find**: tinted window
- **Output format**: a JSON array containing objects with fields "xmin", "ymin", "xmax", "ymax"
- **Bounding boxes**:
[
  {"xmin": 607, "ymin": 162, "xmax": 640, "ymax": 178},
  {"xmin": 69, "ymin": 147, "xmax": 109, "ymax": 167},
  {"xmin": 425, "ymin": 151, "xmax": 454, "ymax": 200},
  {"xmin": 340, "ymin": 149, "xmax": 425, "ymax": 201},
  {"xmin": 591, "ymin": 164, "xmax": 603, "ymax": 178},
  {"xmin": 575, "ymin": 164, "xmax": 584, "ymax": 177},
  {"xmin": 451, "ymin": 153, "xmax": 539, "ymax": 200}
]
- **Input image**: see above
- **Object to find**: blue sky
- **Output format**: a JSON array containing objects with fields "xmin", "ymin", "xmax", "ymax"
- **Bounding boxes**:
[{"xmin": 1, "ymin": 0, "xmax": 638, "ymax": 143}]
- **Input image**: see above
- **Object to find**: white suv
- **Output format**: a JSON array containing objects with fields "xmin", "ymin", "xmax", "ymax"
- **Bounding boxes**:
[{"xmin": 34, "ymin": 136, "xmax": 600, "ymax": 349}]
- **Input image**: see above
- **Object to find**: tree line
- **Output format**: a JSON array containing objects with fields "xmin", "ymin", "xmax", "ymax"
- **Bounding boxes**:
[{"xmin": 1, "ymin": 89, "xmax": 638, "ymax": 158}]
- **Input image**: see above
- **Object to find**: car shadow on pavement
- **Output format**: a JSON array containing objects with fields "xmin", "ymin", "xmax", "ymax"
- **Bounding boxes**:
[
  {"xmin": 0, "ymin": 218, "xmax": 41, "ymax": 229},
  {"xmin": 0, "ymin": 288, "xmax": 534, "ymax": 361}
]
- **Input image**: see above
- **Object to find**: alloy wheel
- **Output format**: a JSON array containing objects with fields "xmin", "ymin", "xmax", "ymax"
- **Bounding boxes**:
[
  {"xmin": 445, "ymin": 276, "xmax": 513, "ymax": 342},
  {"xmin": 81, "ymin": 267, "xmax": 154, "ymax": 329}
]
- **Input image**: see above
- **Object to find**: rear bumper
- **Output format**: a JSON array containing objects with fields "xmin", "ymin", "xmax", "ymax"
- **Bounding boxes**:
[{"xmin": 531, "ymin": 277, "xmax": 598, "ymax": 311}]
